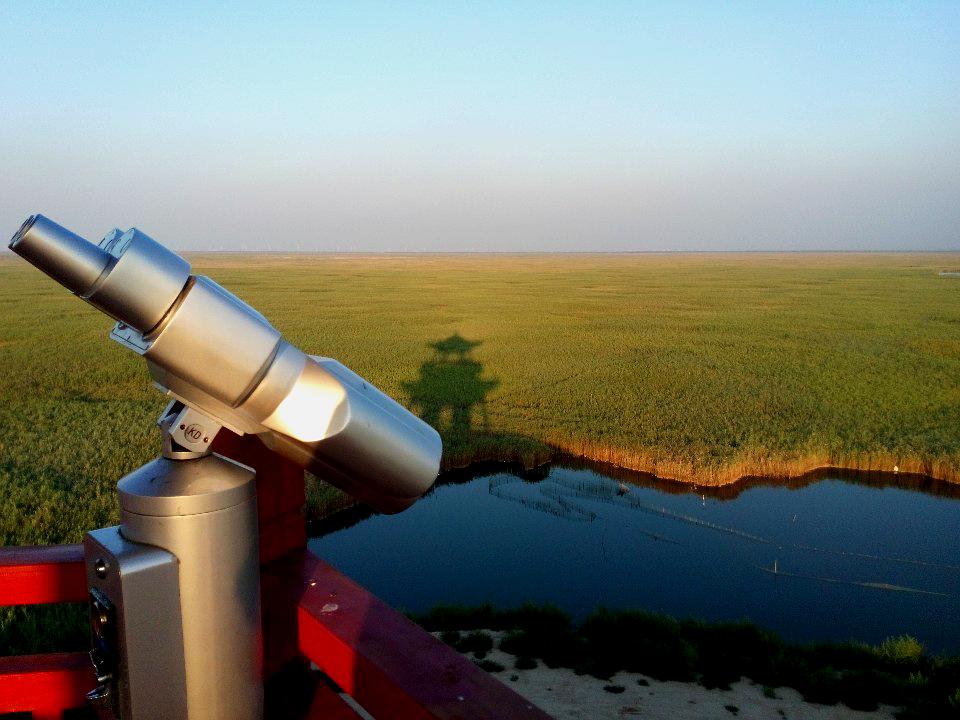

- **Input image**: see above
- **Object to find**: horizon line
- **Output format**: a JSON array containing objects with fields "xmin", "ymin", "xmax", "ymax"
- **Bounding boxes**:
[
  {"xmin": 158, "ymin": 248, "xmax": 960, "ymax": 255},
  {"xmin": 2, "ymin": 248, "xmax": 959, "ymax": 256}
]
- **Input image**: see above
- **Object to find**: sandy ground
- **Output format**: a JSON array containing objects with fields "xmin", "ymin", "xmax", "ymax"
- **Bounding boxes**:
[{"xmin": 438, "ymin": 631, "xmax": 899, "ymax": 720}]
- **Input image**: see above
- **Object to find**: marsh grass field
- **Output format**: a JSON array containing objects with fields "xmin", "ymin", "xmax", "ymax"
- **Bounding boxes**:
[{"xmin": 1, "ymin": 251, "xmax": 959, "ymax": 548}]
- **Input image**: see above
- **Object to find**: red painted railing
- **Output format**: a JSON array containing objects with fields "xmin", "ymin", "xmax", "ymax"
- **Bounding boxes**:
[
  {"xmin": 0, "ymin": 653, "xmax": 91, "ymax": 720},
  {"xmin": 0, "ymin": 544, "xmax": 90, "ymax": 720},
  {"xmin": 0, "ymin": 544, "xmax": 86, "ymax": 606},
  {"xmin": 0, "ymin": 433, "xmax": 549, "ymax": 719},
  {"xmin": 297, "ymin": 553, "xmax": 549, "ymax": 720}
]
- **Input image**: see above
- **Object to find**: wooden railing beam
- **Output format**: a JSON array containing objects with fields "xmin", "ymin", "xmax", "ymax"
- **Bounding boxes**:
[
  {"xmin": 211, "ymin": 430, "xmax": 308, "ymax": 564},
  {"xmin": 0, "ymin": 544, "xmax": 86, "ymax": 606},
  {"xmin": 0, "ymin": 652, "xmax": 90, "ymax": 719},
  {"xmin": 297, "ymin": 551, "xmax": 551, "ymax": 720}
]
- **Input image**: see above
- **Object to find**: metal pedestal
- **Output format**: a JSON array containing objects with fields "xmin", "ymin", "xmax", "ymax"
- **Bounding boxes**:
[{"xmin": 87, "ymin": 447, "xmax": 263, "ymax": 719}]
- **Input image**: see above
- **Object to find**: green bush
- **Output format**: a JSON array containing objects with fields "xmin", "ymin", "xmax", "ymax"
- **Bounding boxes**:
[
  {"xmin": 798, "ymin": 667, "xmax": 841, "ymax": 706},
  {"xmin": 475, "ymin": 659, "xmax": 505, "ymax": 673},
  {"xmin": 836, "ymin": 670, "xmax": 881, "ymax": 711},
  {"xmin": 415, "ymin": 603, "xmax": 502, "ymax": 631},
  {"xmin": 458, "ymin": 630, "xmax": 493, "ymax": 656},
  {"xmin": 878, "ymin": 636, "xmax": 925, "ymax": 665},
  {"xmin": 578, "ymin": 609, "xmax": 698, "ymax": 682},
  {"xmin": 499, "ymin": 605, "xmax": 578, "ymax": 670},
  {"xmin": 439, "ymin": 630, "xmax": 461, "ymax": 646}
]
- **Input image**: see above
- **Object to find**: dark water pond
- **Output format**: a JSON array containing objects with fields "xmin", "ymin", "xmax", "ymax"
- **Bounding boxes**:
[{"xmin": 310, "ymin": 463, "xmax": 960, "ymax": 652}]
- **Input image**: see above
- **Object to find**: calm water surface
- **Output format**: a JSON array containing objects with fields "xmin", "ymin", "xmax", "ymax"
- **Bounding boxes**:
[{"xmin": 310, "ymin": 465, "xmax": 960, "ymax": 652}]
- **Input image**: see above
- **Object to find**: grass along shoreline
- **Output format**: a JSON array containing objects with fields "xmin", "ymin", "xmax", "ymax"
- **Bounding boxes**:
[
  {"xmin": 441, "ymin": 440, "xmax": 959, "ymax": 488},
  {"xmin": 306, "ymin": 454, "xmax": 960, "ymax": 537},
  {"xmin": 545, "ymin": 442, "xmax": 959, "ymax": 487},
  {"xmin": 309, "ymin": 432, "xmax": 960, "ymax": 522}
]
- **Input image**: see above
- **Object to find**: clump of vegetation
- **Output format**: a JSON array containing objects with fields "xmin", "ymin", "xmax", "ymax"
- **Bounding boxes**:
[
  {"xmin": 439, "ymin": 630, "xmax": 461, "ymax": 646},
  {"xmin": 305, "ymin": 473, "xmax": 356, "ymax": 519},
  {"xmin": 474, "ymin": 659, "xmax": 505, "ymax": 673},
  {"xmin": 515, "ymin": 656, "xmax": 537, "ymax": 670},
  {"xmin": 459, "ymin": 630, "xmax": 493, "ymax": 656},
  {"xmin": 442, "ymin": 629, "xmax": 495, "ymax": 659},
  {"xmin": 0, "ymin": 604, "xmax": 87, "ymax": 655},
  {"xmin": 878, "ymin": 635, "xmax": 925, "ymax": 665},
  {"xmin": 412, "ymin": 603, "xmax": 960, "ymax": 717}
]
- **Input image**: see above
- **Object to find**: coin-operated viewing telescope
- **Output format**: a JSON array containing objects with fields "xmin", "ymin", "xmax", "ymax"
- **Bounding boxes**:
[{"xmin": 9, "ymin": 215, "xmax": 442, "ymax": 720}]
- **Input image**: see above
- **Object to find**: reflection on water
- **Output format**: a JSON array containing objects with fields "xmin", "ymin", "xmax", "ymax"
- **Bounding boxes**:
[{"xmin": 310, "ymin": 463, "xmax": 960, "ymax": 652}]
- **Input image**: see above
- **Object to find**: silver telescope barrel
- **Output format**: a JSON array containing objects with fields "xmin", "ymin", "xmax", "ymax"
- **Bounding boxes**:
[
  {"xmin": 10, "ymin": 215, "xmax": 113, "ymax": 296},
  {"xmin": 9, "ymin": 213, "xmax": 442, "ymax": 513},
  {"xmin": 10, "ymin": 214, "xmax": 191, "ymax": 333}
]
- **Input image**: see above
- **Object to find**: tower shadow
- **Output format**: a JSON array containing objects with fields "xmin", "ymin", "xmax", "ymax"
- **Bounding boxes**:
[
  {"xmin": 307, "ymin": 333, "xmax": 550, "ymax": 533},
  {"xmin": 402, "ymin": 333, "xmax": 499, "ymax": 445}
]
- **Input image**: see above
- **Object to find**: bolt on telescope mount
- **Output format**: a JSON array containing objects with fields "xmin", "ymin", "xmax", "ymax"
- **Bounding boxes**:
[{"xmin": 9, "ymin": 214, "xmax": 443, "ymax": 720}]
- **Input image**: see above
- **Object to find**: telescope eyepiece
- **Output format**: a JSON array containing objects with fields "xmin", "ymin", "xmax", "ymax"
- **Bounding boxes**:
[
  {"xmin": 10, "ymin": 214, "xmax": 37, "ymax": 246},
  {"xmin": 9, "ymin": 214, "xmax": 191, "ymax": 334},
  {"xmin": 9, "ymin": 214, "xmax": 113, "ymax": 296}
]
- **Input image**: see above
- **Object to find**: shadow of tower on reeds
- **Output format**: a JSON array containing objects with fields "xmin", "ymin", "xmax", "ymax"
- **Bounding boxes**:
[
  {"xmin": 403, "ymin": 334, "xmax": 497, "ymax": 443},
  {"xmin": 402, "ymin": 333, "xmax": 550, "ymax": 470}
]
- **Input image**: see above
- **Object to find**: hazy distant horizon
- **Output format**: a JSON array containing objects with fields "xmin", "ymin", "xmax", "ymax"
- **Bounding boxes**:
[
  {"xmin": 144, "ymin": 247, "xmax": 960, "ymax": 254},
  {"xmin": 9, "ymin": 247, "xmax": 960, "ymax": 256},
  {"xmin": 2, "ymin": 3, "xmax": 958, "ymax": 252}
]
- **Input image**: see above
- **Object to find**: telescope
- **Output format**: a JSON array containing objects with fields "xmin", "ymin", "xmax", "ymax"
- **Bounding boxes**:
[{"xmin": 9, "ymin": 215, "xmax": 442, "ymax": 719}]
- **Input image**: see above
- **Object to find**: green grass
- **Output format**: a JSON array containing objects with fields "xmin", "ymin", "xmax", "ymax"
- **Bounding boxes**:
[
  {"xmin": 415, "ymin": 603, "xmax": 960, "ymax": 718},
  {"xmin": 1, "ymin": 251, "xmax": 959, "ymax": 547}
]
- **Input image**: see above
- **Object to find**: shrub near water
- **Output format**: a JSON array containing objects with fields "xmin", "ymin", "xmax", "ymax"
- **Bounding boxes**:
[
  {"xmin": 415, "ymin": 604, "xmax": 960, "ymax": 718},
  {"xmin": 878, "ymin": 635, "xmax": 925, "ymax": 664}
]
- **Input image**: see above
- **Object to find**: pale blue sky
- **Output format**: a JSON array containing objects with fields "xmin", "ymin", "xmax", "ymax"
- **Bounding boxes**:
[{"xmin": 1, "ymin": 2, "xmax": 958, "ymax": 250}]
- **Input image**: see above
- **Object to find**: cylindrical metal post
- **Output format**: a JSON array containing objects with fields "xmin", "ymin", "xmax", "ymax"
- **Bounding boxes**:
[{"xmin": 117, "ymin": 454, "xmax": 263, "ymax": 720}]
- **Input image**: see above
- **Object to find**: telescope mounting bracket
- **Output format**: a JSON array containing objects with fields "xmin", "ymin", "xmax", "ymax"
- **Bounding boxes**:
[{"xmin": 159, "ymin": 400, "xmax": 224, "ymax": 459}]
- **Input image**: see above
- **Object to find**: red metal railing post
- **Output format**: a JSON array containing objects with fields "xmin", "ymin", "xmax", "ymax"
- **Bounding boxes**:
[
  {"xmin": 0, "ymin": 653, "xmax": 91, "ymax": 717},
  {"xmin": 297, "ymin": 552, "xmax": 552, "ymax": 720},
  {"xmin": 212, "ymin": 430, "xmax": 308, "ymax": 676},
  {"xmin": 0, "ymin": 544, "xmax": 86, "ymax": 606},
  {"xmin": 211, "ymin": 430, "xmax": 308, "ymax": 564}
]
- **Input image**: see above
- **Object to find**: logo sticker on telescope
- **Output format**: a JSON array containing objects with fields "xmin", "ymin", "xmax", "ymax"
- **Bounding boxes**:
[{"xmin": 183, "ymin": 424, "xmax": 204, "ymax": 443}]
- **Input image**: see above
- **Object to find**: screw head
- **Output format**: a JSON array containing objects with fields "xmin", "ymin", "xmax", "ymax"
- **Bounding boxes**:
[{"xmin": 94, "ymin": 558, "xmax": 109, "ymax": 579}]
